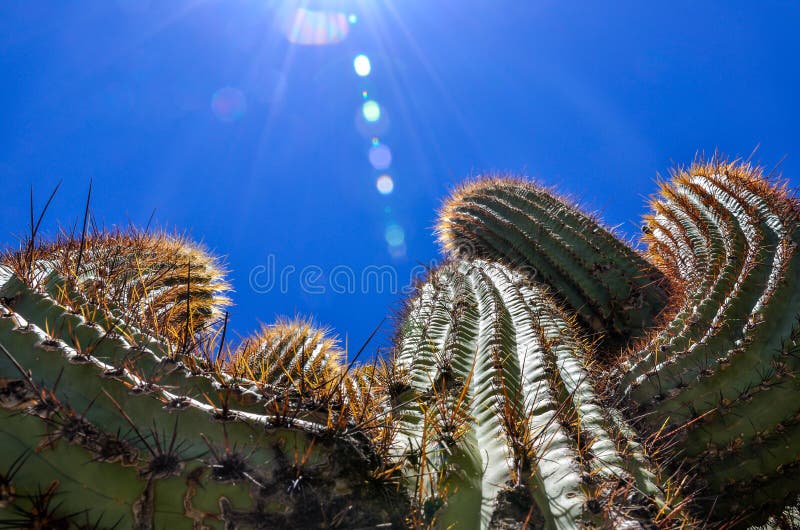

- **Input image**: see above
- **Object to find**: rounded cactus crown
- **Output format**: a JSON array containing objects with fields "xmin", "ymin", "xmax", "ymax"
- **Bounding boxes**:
[
  {"xmin": 436, "ymin": 173, "xmax": 670, "ymax": 352},
  {"xmin": 4, "ymin": 228, "xmax": 231, "ymax": 345},
  {"xmin": 226, "ymin": 317, "xmax": 342, "ymax": 390}
]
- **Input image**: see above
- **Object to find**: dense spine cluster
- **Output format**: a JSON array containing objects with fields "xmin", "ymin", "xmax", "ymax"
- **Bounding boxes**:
[
  {"xmin": 0, "ymin": 157, "xmax": 798, "ymax": 529},
  {"xmin": 226, "ymin": 318, "xmax": 342, "ymax": 393}
]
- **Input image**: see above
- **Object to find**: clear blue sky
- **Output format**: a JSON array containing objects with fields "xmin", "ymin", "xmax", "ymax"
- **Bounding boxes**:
[{"xmin": 1, "ymin": 1, "xmax": 798, "ymax": 355}]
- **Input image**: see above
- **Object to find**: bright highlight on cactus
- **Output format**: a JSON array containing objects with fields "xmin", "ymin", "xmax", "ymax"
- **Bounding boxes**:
[
  {"xmin": 0, "ymin": 156, "xmax": 798, "ymax": 529},
  {"xmin": 391, "ymin": 259, "xmax": 688, "ymax": 529}
]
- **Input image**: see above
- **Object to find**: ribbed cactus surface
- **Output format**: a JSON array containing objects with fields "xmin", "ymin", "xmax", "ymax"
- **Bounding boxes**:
[
  {"xmin": 392, "ymin": 259, "xmax": 684, "ymax": 529},
  {"xmin": 615, "ymin": 161, "xmax": 800, "ymax": 524},
  {"xmin": 437, "ymin": 177, "xmax": 670, "ymax": 348},
  {"xmin": 227, "ymin": 318, "xmax": 342, "ymax": 393},
  {"xmin": 5, "ymin": 229, "xmax": 231, "ymax": 349}
]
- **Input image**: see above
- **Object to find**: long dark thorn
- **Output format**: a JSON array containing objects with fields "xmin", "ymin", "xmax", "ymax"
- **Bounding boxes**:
[
  {"xmin": 325, "ymin": 318, "xmax": 384, "ymax": 403},
  {"xmin": 75, "ymin": 178, "xmax": 93, "ymax": 276},
  {"xmin": 144, "ymin": 208, "xmax": 157, "ymax": 234},
  {"xmin": 25, "ymin": 180, "xmax": 62, "ymax": 276},
  {"xmin": 4, "ymin": 450, "xmax": 30, "ymax": 481},
  {"xmin": 215, "ymin": 311, "xmax": 229, "ymax": 362},
  {"xmin": 101, "ymin": 389, "xmax": 156, "ymax": 457}
]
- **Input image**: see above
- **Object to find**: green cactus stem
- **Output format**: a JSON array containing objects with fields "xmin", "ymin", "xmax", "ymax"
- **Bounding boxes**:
[
  {"xmin": 436, "ymin": 176, "xmax": 671, "ymax": 349},
  {"xmin": 392, "ymin": 259, "xmax": 686, "ymax": 529},
  {"xmin": 615, "ymin": 159, "xmax": 800, "ymax": 526},
  {"xmin": 0, "ymin": 277, "xmax": 407, "ymax": 528}
]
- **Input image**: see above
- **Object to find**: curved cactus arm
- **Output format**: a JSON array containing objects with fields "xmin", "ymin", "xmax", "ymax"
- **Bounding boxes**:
[
  {"xmin": 505, "ymin": 274, "xmax": 662, "ymax": 497},
  {"xmin": 394, "ymin": 259, "xmax": 685, "ymax": 529},
  {"xmin": 436, "ymin": 176, "xmax": 670, "ymax": 348},
  {"xmin": 615, "ymin": 159, "xmax": 800, "ymax": 524}
]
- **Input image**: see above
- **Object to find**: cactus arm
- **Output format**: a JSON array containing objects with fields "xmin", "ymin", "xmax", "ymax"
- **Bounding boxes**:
[
  {"xmin": 437, "ymin": 177, "xmax": 670, "ymax": 347},
  {"xmin": 0, "ymin": 301, "xmax": 408, "ymax": 527},
  {"xmin": 616, "ymin": 160, "xmax": 800, "ymax": 524},
  {"xmin": 0, "ymin": 274, "xmax": 270, "ymax": 416},
  {"xmin": 395, "ymin": 260, "xmax": 677, "ymax": 528}
]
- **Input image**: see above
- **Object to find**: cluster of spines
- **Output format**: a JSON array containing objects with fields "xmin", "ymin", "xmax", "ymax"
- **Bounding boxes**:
[
  {"xmin": 615, "ymin": 159, "xmax": 800, "ymax": 524},
  {"xmin": 225, "ymin": 317, "xmax": 342, "ymax": 397},
  {"xmin": 391, "ymin": 259, "xmax": 690, "ymax": 529}
]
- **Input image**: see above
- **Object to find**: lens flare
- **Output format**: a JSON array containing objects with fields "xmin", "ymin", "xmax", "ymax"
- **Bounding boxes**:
[
  {"xmin": 281, "ymin": 8, "xmax": 349, "ymax": 45},
  {"xmin": 362, "ymin": 100, "xmax": 381, "ymax": 122},
  {"xmin": 385, "ymin": 224, "xmax": 405, "ymax": 246},
  {"xmin": 376, "ymin": 175, "xmax": 394, "ymax": 195},
  {"xmin": 354, "ymin": 54, "xmax": 371, "ymax": 77},
  {"xmin": 388, "ymin": 242, "xmax": 407, "ymax": 259},
  {"xmin": 211, "ymin": 87, "xmax": 247, "ymax": 122},
  {"xmin": 369, "ymin": 145, "xmax": 392, "ymax": 169},
  {"xmin": 348, "ymin": 14, "xmax": 358, "ymax": 24}
]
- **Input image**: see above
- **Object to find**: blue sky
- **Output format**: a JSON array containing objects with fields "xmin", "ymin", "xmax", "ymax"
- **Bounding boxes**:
[{"xmin": 1, "ymin": 1, "xmax": 798, "ymax": 355}]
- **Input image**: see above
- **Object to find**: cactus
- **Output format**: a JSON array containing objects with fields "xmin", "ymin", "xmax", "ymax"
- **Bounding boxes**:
[
  {"xmin": 0, "ymin": 235, "xmax": 407, "ymax": 528},
  {"xmin": 614, "ymin": 159, "xmax": 800, "ymax": 524},
  {"xmin": 3, "ymin": 229, "xmax": 231, "ymax": 350},
  {"xmin": 226, "ymin": 318, "xmax": 342, "ymax": 394},
  {"xmin": 1, "ymin": 157, "xmax": 799, "ymax": 528},
  {"xmin": 436, "ymin": 176, "xmax": 670, "ymax": 349},
  {"xmin": 390, "ymin": 258, "xmax": 689, "ymax": 529}
]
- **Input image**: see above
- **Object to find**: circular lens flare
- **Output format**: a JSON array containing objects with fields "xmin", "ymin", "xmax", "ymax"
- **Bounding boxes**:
[
  {"xmin": 388, "ymin": 242, "xmax": 407, "ymax": 259},
  {"xmin": 376, "ymin": 175, "xmax": 394, "ymax": 195},
  {"xmin": 354, "ymin": 54, "xmax": 371, "ymax": 77},
  {"xmin": 369, "ymin": 145, "xmax": 392, "ymax": 169},
  {"xmin": 211, "ymin": 87, "xmax": 247, "ymax": 122},
  {"xmin": 362, "ymin": 100, "xmax": 381, "ymax": 122},
  {"xmin": 385, "ymin": 224, "xmax": 405, "ymax": 246}
]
